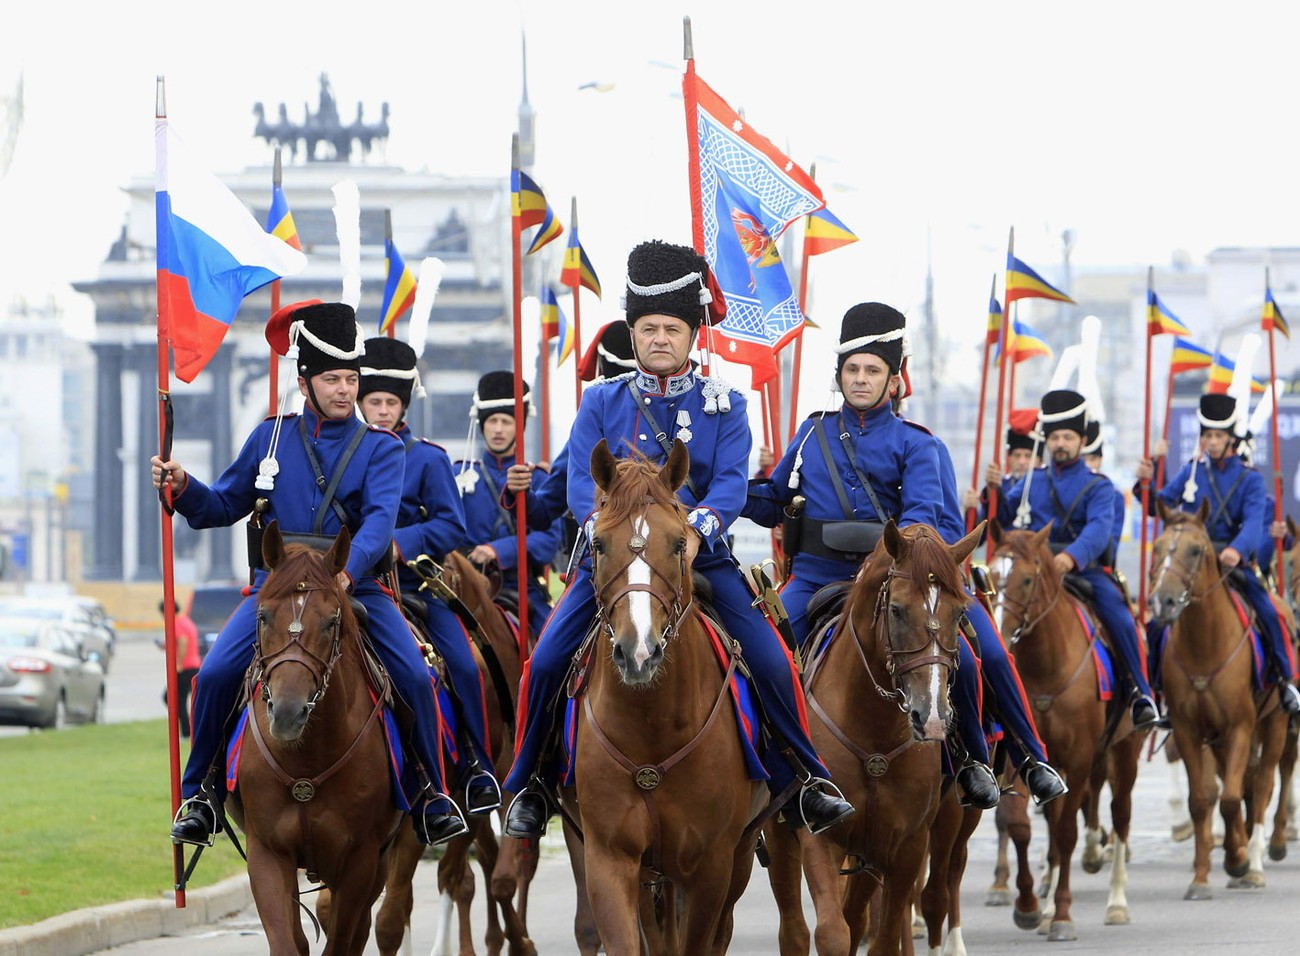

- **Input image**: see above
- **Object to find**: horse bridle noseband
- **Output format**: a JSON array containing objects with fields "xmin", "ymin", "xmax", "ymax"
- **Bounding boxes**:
[
  {"xmin": 991, "ymin": 551, "xmax": 1061, "ymax": 644},
  {"xmin": 252, "ymin": 580, "xmax": 344, "ymax": 710},
  {"xmin": 1149, "ymin": 523, "xmax": 1229, "ymax": 620},
  {"xmin": 591, "ymin": 499, "xmax": 694, "ymax": 644}
]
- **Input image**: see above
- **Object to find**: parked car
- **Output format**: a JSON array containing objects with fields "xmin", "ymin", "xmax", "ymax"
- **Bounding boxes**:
[
  {"xmin": 0, "ymin": 597, "xmax": 114, "ymax": 672},
  {"xmin": 0, "ymin": 616, "xmax": 106, "ymax": 728},
  {"xmin": 70, "ymin": 596, "xmax": 117, "ymax": 658},
  {"xmin": 185, "ymin": 583, "xmax": 247, "ymax": 658}
]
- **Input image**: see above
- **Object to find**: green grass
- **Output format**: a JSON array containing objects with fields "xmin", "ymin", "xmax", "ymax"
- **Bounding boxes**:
[{"xmin": 0, "ymin": 720, "xmax": 245, "ymax": 929}]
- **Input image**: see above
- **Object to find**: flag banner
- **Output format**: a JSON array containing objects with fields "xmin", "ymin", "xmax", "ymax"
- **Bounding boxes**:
[
  {"xmin": 1263, "ymin": 286, "xmax": 1290, "ymax": 340},
  {"xmin": 540, "ymin": 285, "xmax": 560, "ymax": 340},
  {"xmin": 804, "ymin": 206, "xmax": 858, "ymax": 256},
  {"xmin": 986, "ymin": 294, "xmax": 1003, "ymax": 346},
  {"xmin": 1147, "ymin": 289, "xmax": 1190, "ymax": 337},
  {"xmin": 378, "ymin": 236, "xmax": 417, "ymax": 334},
  {"xmin": 513, "ymin": 169, "xmax": 563, "ymax": 255},
  {"xmin": 560, "ymin": 226, "xmax": 602, "ymax": 297},
  {"xmin": 1207, "ymin": 350, "xmax": 1268, "ymax": 394},
  {"xmin": 1169, "ymin": 337, "xmax": 1214, "ymax": 375},
  {"xmin": 155, "ymin": 121, "xmax": 307, "ymax": 383},
  {"xmin": 995, "ymin": 318, "xmax": 1053, "ymax": 363},
  {"xmin": 1006, "ymin": 254, "xmax": 1075, "ymax": 305},
  {"xmin": 265, "ymin": 184, "xmax": 302, "ymax": 250},
  {"xmin": 687, "ymin": 70, "xmax": 824, "ymax": 388}
]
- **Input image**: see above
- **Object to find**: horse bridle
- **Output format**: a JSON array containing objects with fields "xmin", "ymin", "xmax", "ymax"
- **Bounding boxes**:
[
  {"xmin": 252, "ymin": 580, "xmax": 344, "ymax": 711},
  {"xmin": 1149, "ymin": 523, "xmax": 1230, "ymax": 621},
  {"xmin": 846, "ymin": 566, "xmax": 960, "ymax": 711},
  {"xmin": 991, "ymin": 550, "xmax": 1061, "ymax": 644},
  {"xmin": 591, "ymin": 499, "xmax": 694, "ymax": 644}
]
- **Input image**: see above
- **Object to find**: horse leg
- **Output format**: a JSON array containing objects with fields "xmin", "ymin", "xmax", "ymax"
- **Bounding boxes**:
[
  {"xmin": 469, "ymin": 827, "xmax": 507, "ymax": 956},
  {"xmin": 1044, "ymin": 791, "xmax": 1082, "ymax": 941},
  {"xmin": 1173, "ymin": 727, "xmax": 1215, "ymax": 899},
  {"xmin": 1216, "ymin": 724, "xmax": 1255, "ymax": 879},
  {"xmin": 800, "ymin": 829, "xmax": 853, "ymax": 955},
  {"xmin": 320, "ymin": 846, "xmax": 385, "ymax": 956},
  {"xmin": 582, "ymin": 845, "xmax": 643, "ymax": 956},
  {"xmin": 1104, "ymin": 734, "xmax": 1142, "ymax": 925},
  {"xmin": 1234, "ymin": 710, "xmax": 1287, "ymax": 889},
  {"xmin": 921, "ymin": 796, "xmax": 957, "ymax": 955},
  {"xmin": 1168, "ymin": 747, "xmax": 1194, "ymax": 842},
  {"xmin": 985, "ymin": 795, "xmax": 1012, "ymax": 907},
  {"xmin": 1272, "ymin": 722, "xmax": 1298, "ymax": 859},
  {"xmin": 843, "ymin": 874, "xmax": 877, "ymax": 956},
  {"xmin": 940, "ymin": 807, "xmax": 980, "ymax": 956},
  {"xmin": 562, "ymin": 818, "xmax": 601, "ymax": 956},
  {"xmin": 763, "ymin": 820, "xmax": 811, "ymax": 956},
  {"xmin": 712, "ymin": 826, "xmax": 761, "ymax": 956},
  {"xmin": 1001, "ymin": 791, "xmax": 1039, "ymax": 930},
  {"xmin": 246, "ymin": 839, "xmax": 307, "ymax": 956},
  {"xmin": 375, "ymin": 825, "xmax": 421, "ymax": 956}
]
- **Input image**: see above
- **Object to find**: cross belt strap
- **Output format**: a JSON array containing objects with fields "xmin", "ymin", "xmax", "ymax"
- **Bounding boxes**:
[
  {"xmin": 1046, "ymin": 474, "xmax": 1104, "ymax": 545},
  {"xmin": 1203, "ymin": 463, "xmax": 1249, "ymax": 534},
  {"xmin": 299, "ymin": 416, "xmax": 369, "ymax": 535},
  {"xmin": 626, "ymin": 379, "xmax": 701, "ymax": 500},
  {"xmin": 812, "ymin": 416, "xmax": 893, "ymax": 524}
]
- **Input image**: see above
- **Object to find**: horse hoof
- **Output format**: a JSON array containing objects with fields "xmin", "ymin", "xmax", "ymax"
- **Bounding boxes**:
[
  {"xmin": 1224, "ymin": 858, "xmax": 1250, "ymax": 879},
  {"xmin": 1082, "ymin": 856, "xmax": 1104, "ymax": 875},
  {"xmin": 1047, "ymin": 920, "xmax": 1078, "ymax": 942},
  {"xmin": 1171, "ymin": 821, "xmax": 1194, "ymax": 843},
  {"xmin": 1184, "ymin": 882, "xmax": 1213, "ymax": 901},
  {"xmin": 985, "ymin": 887, "xmax": 1012, "ymax": 907},
  {"xmin": 1013, "ymin": 907, "xmax": 1041, "ymax": 931},
  {"xmin": 1105, "ymin": 905, "xmax": 1130, "ymax": 926},
  {"xmin": 1227, "ymin": 872, "xmax": 1266, "ymax": 889},
  {"xmin": 1269, "ymin": 842, "xmax": 1288, "ymax": 862}
]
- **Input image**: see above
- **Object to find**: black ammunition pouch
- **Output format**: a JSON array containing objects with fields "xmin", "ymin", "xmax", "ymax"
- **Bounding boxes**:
[{"xmin": 798, "ymin": 516, "xmax": 885, "ymax": 566}]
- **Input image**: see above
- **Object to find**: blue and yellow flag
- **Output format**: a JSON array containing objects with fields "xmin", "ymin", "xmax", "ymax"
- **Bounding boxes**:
[
  {"xmin": 560, "ymin": 226, "xmax": 601, "ymax": 297},
  {"xmin": 540, "ymin": 286, "xmax": 573, "ymax": 365},
  {"xmin": 1207, "ymin": 350, "xmax": 1268, "ymax": 394},
  {"xmin": 995, "ymin": 319, "xmax": 1052, "ymax": 363},
  {"xmin": 1263, "ymin": 287, "xmax": 1290, "ymax": 340},
  {"xmin": 1006, "ymin": 254, "xmax": 1075, "ymax": 305},
  {"xmin": 512, "ymin": 169, "xmax": 563, "ymax": 255},
  {"xmin": 265, "ymin": 184, "xmax": 301, "ymax": 250},
  {"xmin": 378, "ymin": 238, "xmax": 417, "ymax": 334},
  {"xmin": 804, "ymin": 206, "xmax": 858, "ymax": 256},
  {"xmin": 986, "ymin": 295, "xmax": 1003, "ymax": 346},
  {"xmin": 1169, "ymin": 338, "xmax": 1213, "ymax": 375},
  {"xmin": 1147, "ymin": 289, "xmax": 1190, "ymax": 337}
]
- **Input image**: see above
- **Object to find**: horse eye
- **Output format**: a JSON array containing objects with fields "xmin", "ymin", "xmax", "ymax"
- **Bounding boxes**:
[
  {"xmin": 593, "ymin": 538, "xmax": 606, "ymax": 555},
  {"xmin": 674, "ymin": 538, "xmax": 686, "ymax": 554},
  {"xmin": 889, "ymin": 604, "xmax": 905, "ymax": 619}
]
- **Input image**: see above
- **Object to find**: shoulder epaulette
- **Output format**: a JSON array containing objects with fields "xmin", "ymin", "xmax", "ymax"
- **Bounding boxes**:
[
  {"xmin": 900, "ymin": 418, "xmax": 934, "ymax": 437},
  {"xmin": 366, "ymin": 424, "xmax": 401, "ymax": 439},
  {"xmin": 417, "ymin": 438, "xmax": 447, "ymax": 451},
  {"xmin": 805, "ymin": 410, "xmax": 836, "ymax": 420},
  {"xmin": 262, "ymin": 411, "xmax": 299, "ymax": 423}
]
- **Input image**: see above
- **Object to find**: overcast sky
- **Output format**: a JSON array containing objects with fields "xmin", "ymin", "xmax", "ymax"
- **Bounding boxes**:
[{"xmin": 2, "ymin": 0, "xmax": 1297, "ymax": 400}]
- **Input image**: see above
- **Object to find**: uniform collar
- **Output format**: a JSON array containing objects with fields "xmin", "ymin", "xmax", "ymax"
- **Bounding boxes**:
[
  {"xmin": 839, "ymin": 400, "xmax": 893, "ymax": 429},
  {"xmin": 1049, "ymin": 455, "xmax": 1085, "ymax": 478},
  {"xmin": 301, "ymin": 406, "xmax": 359, "ymax": 438},
  {"xmin": 634, "ymin": 365, "xmax": 695, "ymax": 398}
]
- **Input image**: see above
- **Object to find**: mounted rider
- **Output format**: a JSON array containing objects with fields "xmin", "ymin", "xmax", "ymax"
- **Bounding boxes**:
[
  {"xmin": 155, "ymin": 301, "xmax": 467, "ymax": 848},
  {"xmin": 502, "ymin": 239, "xmax": 854, "ymax": 839},
  {"xmin": 1135, "ymin": 392, "xmax": 1300, "ymax": 716},
  {"xmin": 1081, "ymin": 420, "xmax": 1127, "ymax": 569},
  {"xmin": 987, "ymin": 388, "xmax": 1160, "ymax": 731},
  {"xmin": 357, "ymin": 336, "xmax": 501, "ymax": 815}
]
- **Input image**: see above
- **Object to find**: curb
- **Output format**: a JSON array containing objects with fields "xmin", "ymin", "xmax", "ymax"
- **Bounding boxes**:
[{"xmin": 0, "ymin": 874, "xmax": 253, "ymax": 956}]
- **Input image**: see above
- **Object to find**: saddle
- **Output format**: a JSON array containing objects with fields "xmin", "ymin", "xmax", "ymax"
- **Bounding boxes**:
[{"xmin": 803, "ymin": 581, "xmax": 853, "ymax": 660}]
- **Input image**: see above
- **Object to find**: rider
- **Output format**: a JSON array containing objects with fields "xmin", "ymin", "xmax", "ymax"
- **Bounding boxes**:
[
  {"xmin": 742, "ymin": 302, "xmax": 1003, "ymax": 810},
  {"xmin": 987, "ymin": 388, "xmax": 1160, "ymax": 731},
  {"xmin": 1135, "ymin": 392, "xmax": 1300, "ymax": 715},
  {"xmin": 155, "ymin": 301, "xmax": 467, "ymax": 847},
  {"xmin": 358, "ymin": 336, "xmax": 501, "ymax": 815},
  {"xmin": 456, "ymin": 372, "xmax": 565, "ymax": 635},
  {"xmin": 1081, "ymin": 420, "xmax": 1128, "ymax": 568},
  {"xmin": 502, "ymin": 239, "xmax": 854, "ymax": 839}
]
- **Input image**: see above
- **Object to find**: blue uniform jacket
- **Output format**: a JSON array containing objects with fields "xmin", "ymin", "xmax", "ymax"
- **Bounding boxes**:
[
  {"xmin": 928, "ymin": 434, "xmax": 969, "ymax": 545},
  {"xmin": 1000, "ymin": 458, "xmax": 1114, "ymax": 570},
  {"xmin": 391, "ymin": 424, "xmax": 466, "ymax": 565},
  {"xmin": 458, "ymin": 451, "xmax": 564, "ymax": 572},
  {"xmin": 744, "ymin": 403, "xmax": 944, "ymax": 532},
  {"xmin": 172, "ymin": 409, "xmax": 403, "ymax": 583},
  {"xmin": 522, "ymin": 445, "xmax": 570, "ymax": 531},
  {"xmin": 566, "ymin": 369, "xmax": 748, "ymax": 551},
  {"xmin": 1155, "ymin": 454, "xmax": 1265, "ymax": 557}
]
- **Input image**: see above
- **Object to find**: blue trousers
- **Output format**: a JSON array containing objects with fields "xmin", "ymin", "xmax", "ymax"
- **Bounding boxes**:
[
  {"xmin": 954, "ymin": 634, "xmax": 990, "ymax": 765},
  {"xmin": 964, "ymin": 595, "xmax": 1050, "ymax": 765},
  {"xmin": 1236, "ymin": 569, "xmax": 1298, "ymax": 682},
  {"xmin": 503, "ymin": 552, "xmax": 829, "ymax": 798},
  {"xmin": 184, "ymin": 575, "xmax": 451, "ymax": 813},
  {"xmin": 421, "ymin": 595, "xmax": 495, "ymax": 776},
  {"xmin": 1074, "ymin": 567, "xmax": 1152, "ymax": 698}
]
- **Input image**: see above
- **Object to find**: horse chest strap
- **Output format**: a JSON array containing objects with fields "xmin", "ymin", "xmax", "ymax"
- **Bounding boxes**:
[{"xmin": 291, "ymin": 779, "xmax": 317, "ymax": 802}]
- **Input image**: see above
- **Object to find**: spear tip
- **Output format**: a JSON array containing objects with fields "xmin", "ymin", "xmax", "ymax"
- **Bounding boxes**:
[{"xmin": 683, "ymin": 16, "xmax": 694, "ymax": 60}]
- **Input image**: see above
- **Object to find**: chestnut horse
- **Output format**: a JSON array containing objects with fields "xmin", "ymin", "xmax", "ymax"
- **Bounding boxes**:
[
  {"xmin": 1149, "ymin": 500, "xmax": 1289, "ymax": 898},
  {"xmin": 986, "ymin": 520, "xmax": 1145, "ymax": 940},
  {"xmin": 918, "ymin": 789, "xmax": 983, "ymax": 956},
  {"xmin": 565, "ymin": 438, "xmax": 764, "ymax": 955},
  {"xmin": 228, "ymin": 523, "xmax": 401, "ymax": 956},
  {"xmin": 764, "ymin": 520, "xmax": 983, "ymax": 956}
]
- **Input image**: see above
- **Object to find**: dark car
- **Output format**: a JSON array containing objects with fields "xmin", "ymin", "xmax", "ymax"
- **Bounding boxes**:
[{"xmin": 185, "ymin": 583, "xmax": 247, "ymax": 658}]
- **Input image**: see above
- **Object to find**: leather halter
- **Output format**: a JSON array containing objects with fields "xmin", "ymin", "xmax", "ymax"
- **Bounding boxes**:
[
  {"xmin": 251, "ymin": 580, "xmax": 344, "ymax": 711},
  {"xmin": 990, "ymin": 549, "xmax": 1063, "ymax": 644},
  {"xmin": 1149, "ymin": 522, "xmax": 1230, "ymax": 621},
  {"xmin": 591, "ymin": 497, "xmax": 694, "ymax": 645}
]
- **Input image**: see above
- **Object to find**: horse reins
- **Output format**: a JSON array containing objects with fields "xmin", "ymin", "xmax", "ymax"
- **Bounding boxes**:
[
  {"xmin": 590, "ymin": 499, "xmax": 694, "ymax": 646},
  {"xmin": 1150, "ymin": 523, "xmax": 1232, "ymax": 619}
]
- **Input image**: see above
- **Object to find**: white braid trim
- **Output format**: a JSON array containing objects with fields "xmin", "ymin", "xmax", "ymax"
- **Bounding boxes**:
[
  {"xmin": 469, "ymin": 393, "xmax": 535, "ymax": 418},
  {"xmin": 834, "ymin": 328, "xmax": 905, "ymax": 355},
  {"xmin": 291, "ymin": 320, "xmax": 363, "ymax": 360},
  {"xmin": 1038, "ymin": 400, "xmax": 1089, "ymax": 423},
  {"xmin": 1197, "ymin": 412, "xmax": 1236, "ymax": 430},
  {"xmin": 360, "ymin": 366, "xmax": 418, "ymax": 379},
  {"xmin": 627, "ymin": 271, "xmax": 702, "ymax": 296},
  {"xmin": 597, "ymin": 345, "xmax": 637, "ymax": 368},
  {"xmin": 1081, "ymin": 432, "xmax": 1103, "ymax": 455}
]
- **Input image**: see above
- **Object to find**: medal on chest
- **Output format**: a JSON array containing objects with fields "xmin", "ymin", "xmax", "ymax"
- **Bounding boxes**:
[{"xmin": 675, "ymin": 409, "xmax": 693, "ymax": 444}]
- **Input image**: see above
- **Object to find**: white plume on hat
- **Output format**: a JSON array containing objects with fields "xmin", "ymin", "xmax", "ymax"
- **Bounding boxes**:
[
  {"xmin": 1077, "ymin": 315, "xmax": 1106, "ymax": 425},
  {"xmin": 1048, "ymin": 344, "xmax": 1080, "ymax": 392},
  {"xmin": 1228, "ymin": 333, "xmax": 1260, "ymax": 439},
  {"xmin": 407, "ymin": 257, "xmax": 444, "ymax": 360},
  {"xmin": 332, "ymin": 179, "xmax": 362, "ymax": 309}
]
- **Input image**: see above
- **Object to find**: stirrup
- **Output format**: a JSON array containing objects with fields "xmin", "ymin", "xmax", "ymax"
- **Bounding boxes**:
[
  {"xmin": 465, "ymin": 769, "xmax": 503, "ymax": 814},
  {"xmin": 171, "ymin": 795, "xmax": 220, "ymax": 848},
  {"xmin": 796, "ymin": 777, "xmax": 853, "ymax": 834},
  {"xmin": 414, "ymin": 796, "xmax": 468, "ymax": 846}
]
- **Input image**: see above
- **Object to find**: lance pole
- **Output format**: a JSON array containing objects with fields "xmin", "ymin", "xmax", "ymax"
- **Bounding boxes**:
[
  {"xmin": 1266, "ymin": 267, "xmax": 1287, "ymax": 599},
  {"xmin": 510, "ymin": 137, "xmax": 530, "ymax": 653},
  {"xmin": 988, "ymin": 227, "xmax": 1015, "ymax": 558},
  {"xmin": 1139, "ymin": 267, "xmax": 1155, "ymax": 620},
  {"xmin": 969, "ymin": 273, "xmax": 997, "ymax": 533},
  {"xmin": 268, "ymin": 147, "xmax": 282, "ymax": 416},
  {"xmin": 569, "ymin": 197, "xmax": 584, "ymax": 410}
]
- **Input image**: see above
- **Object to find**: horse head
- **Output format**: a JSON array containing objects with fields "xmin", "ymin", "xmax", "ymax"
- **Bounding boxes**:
[
  {"xmin": 589, "ymin": 438, "xmax": 692, "ymax": 686},
  {"xmin": 987, "ymin": 518, "xmax": 1057, "ymax": 643},
  {"xmin": 1149, "ymin": 498, "xmax": 1213, "ymax": 626},
  {"xmin": 867, "ymin": 520, "xmax": 982, "ymax": 741},
  {"xmin": 255, "ymin": 521, "xmax": 354, "ymax": 741}
]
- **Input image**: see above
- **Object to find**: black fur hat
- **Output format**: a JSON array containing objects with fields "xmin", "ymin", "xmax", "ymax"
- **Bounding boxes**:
[
  {"xmin": 472, "ymin": 371, "xmax": 530, "ymax": 429},
  {"xmin": 1038, "ymin": 389, "xmax": 1089, "ymax": 438},
  {"xmin": 1198, "ymin": 393, "xmax": 1238, "ymax": 434},
  {"xmin": 578, "ymin": 322, "xmax": 637, "ymax": 382},
  {"xmin": 623, "ymin": 241, "xmax": 712, "ymax": 331},
  {"xmin": 1082, "ymin": 420, "xmax": 1103, "ymax": 457},
  {"xmin": 266, "ymin": 301, "xmax": 363, "ymax": 379},
  {"xmin": 836, "ymin": 303, "xmax": 906, "ymax": 374},
  {"xmin": 1006, "ymin": 428, "xmax": 1037, "ymax": 454},
  {"xmin": 359, "ymin": 337, "xmax": 422, "ymax": 407}
]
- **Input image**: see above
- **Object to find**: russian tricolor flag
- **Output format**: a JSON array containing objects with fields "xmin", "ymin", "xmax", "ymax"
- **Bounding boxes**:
[{"xmin": 155, "ymin": 121, "xmax": 307, "ymax": 382}]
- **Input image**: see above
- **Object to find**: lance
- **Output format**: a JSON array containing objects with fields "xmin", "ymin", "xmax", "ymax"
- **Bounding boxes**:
[
  {"xmin": 539, "ymin": 297, "xmax": 551, "ymax": 463},
  {"xmin": 153, "ymin": 75, "xmax": 186, "ymax": 909},
  {"xmin": 1139, "ymin": 267, "xmax": 1155, "ymax": 620},
  {"xmin": 969, "ymin": 273, "xmax": 998, "ymax": 533},
  {"xmin": 988, "ymin": 227, "xmax": 1016, "ymax": 558},
  {"xmin": 268, "ymin": 148, "xmax": 283, "ymax": 417},
  {"xmin": 509, "ymin": 136, "xmax": 530, "ymax": 653},
  {"xmin": 787, "ymin": 162, "xmax": 815, "ymax": 442},
  {"xmin": 1265, "ymin": 267, "xmax": 1287, "ymax": 600},
  {"xmin": 682, "ymin": 18, "xmax": 715, "ymax": 378},
  {"xmin": 569, "ymin": 197, "xmax": 585, "ymax": 410}
]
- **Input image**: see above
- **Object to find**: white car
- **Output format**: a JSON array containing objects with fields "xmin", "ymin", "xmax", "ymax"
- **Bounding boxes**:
[
  {"xmin": 0, "ymin": 597, "xmax": 115, "ymax": 672},
  {"xmin": 0, "ymin": 616, "xmax": 106, "ymax": 728}
]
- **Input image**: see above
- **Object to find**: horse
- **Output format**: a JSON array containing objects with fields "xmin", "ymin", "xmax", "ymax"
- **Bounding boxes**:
[
  {"xmin": 561, "ymin": 438, "xmax": 764, "ymax": 955},
  {"xmin": 985, "ymin": 519, "xmax": 1146, "ymax": 940},
  {"xmin": 227, "ymin": 523, "xmax": 402, "ymax": 956},
  {"xmin": 763, "ymin": 520, "xmax": 983, "ymax": 956},
  {"xmin": 1150, "ymin": 499, "xmax": 1290, "ymax": 898}
]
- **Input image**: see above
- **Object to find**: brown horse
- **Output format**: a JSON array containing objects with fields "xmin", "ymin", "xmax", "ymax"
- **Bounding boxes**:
[
  {"xmin": 985, "ymin": 520, "xmax": 1145, "ymax": 940},
  {"xmin": 227, "ymin": 523, "xmax": 401, "ymax": 956},
  {"xmin": 1150, "ymin": 499, "xmax": 1290, "ymax": 898},
  {"xmin": 764, "ymin": 520, "xmax": 983, "ymax": 956},
  {"xmin": 563, "ymin": 438, "xmax": 763, "ymax": 955},
  {"xmin": 918, "ymin": 788, "xmax": 983, "ymax": 956}
]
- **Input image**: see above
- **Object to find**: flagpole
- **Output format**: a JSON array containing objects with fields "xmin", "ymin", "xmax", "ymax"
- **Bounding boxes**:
[
  {"xmin": 1266, "ymin": 268, "xmax": 1287, "ymax": 599},
  {"xmin": 153, "ymin": 76, "xmax": 186, "ymax": 910},
  {"xmin": 988, "ymin": 228, "xmax": 1015, "ymax": 557},
  {"xmin": 968, "ymin": 273, "xmax": 998, "ymax": 533},
  {"xmin": 787, "ymin": 165, "xmax": 815, "ymax": 442},
  {"xmin": 1139, "ymin": 267, "xmax": 1155, "ymax": 622},
  {"xmin": 540, "ymin": 334, "xmax": 551, "ymax": 463},
  {"xmin": 510, "ymin": 137, "xmax": 530, "ymax": 655},
  {"xmin": 268, "ymin": 148, "xmax": 282, "ymax": 417},
  {"xmin": 681, "ymin": 18, "xmax": 713, "ymax": 378},
  {"xmin": 569, "ymin": 198, "xmax": 585, "ymax": 410}
]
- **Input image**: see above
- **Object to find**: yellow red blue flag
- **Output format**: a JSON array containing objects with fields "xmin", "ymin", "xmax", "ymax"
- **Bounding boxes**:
[
  {"xmin": 265, "ymin": 184, "xmax": 301, "ymax": 251},
  {"xmin": 560, "ymin": 226, "xmax": 601, "ymax": 297},
  {"xmin": 378, "ymin": 237, "xmax": 417, "ymax": 334},
  {"xmin": 804, "ymin": 206, "xmax": 857, "ymax": 256},
  {"xmin": 1263, "ymin": 286, "xmax": 1290, "ymax": 340},
  {"xmin": 1006, "ymin": 254, "xmax": 1075, "ymax": 305},
  {"xmin": 1147, "ymin": 289, "xmax": 1190, "ymax": 337},
  {"xmin": 513, "ymin": 169, "xmax": 563, "ymax": 255}
]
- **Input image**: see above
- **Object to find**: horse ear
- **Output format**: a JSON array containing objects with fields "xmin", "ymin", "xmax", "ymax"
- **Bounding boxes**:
[
  {"xmin": 590, "ymin": 438, "xmax": 617, "ymax": 494},
  {"xmin": 661, "ymin": 439, "xmax": 690, "ymax": 493},
  {"xmin": 262, "ymin": 520, "xmax": 285, "ymax": 570},
  {"xmin": 1196, "ymin": 497, "xmax": 1210, "ymax": 524},
  {"xmin": 952, "ymin": 521, "xmax": 985, "ymax": 565},
  {"xmin": 1031, "ymin": 521, "xmax": 1053, "ymax": 552},
  {"xmin": 989, "ymin": 517, "xmax": 1004, "ymax": 547},
  {"xmin": 882, "ymin": 519, "xmax": 905, "ymax": 560},
  {"xmin": 326, "ymin": 525, "xmax": 352, "ymax": 577},
  {"xmin": 1156, "ymin": 498, "xmax": 1172, "ymax": 524}
]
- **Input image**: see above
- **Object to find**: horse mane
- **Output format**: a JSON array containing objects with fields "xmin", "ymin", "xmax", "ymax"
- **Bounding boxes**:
[
  {"xmin": 261, "ymin": 544, "xmax": 349, "ymax": 606},
  {"xmin": 445, "ymin": 550, "xmax": 493, "ymax": 615},
  {"xmin": 598, "ymin": 450, "xmax": 686, "ymax": 526},
  {"xmin": 897, "ymin": 525, "xmax": 966, "ymax": 599}
]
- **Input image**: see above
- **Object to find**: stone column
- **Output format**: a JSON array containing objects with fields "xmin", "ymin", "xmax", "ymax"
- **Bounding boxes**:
[{"xmin": 89, "ymin": 343, "xmax": 124, "ymax": 580}]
